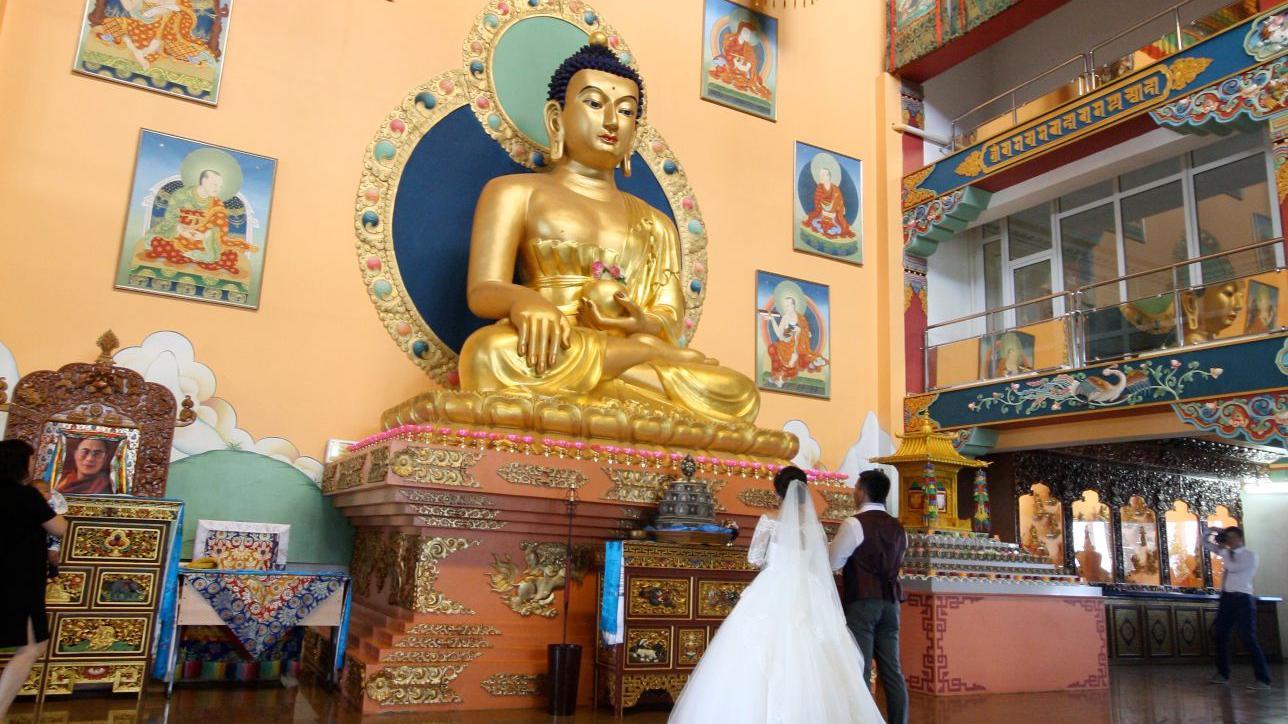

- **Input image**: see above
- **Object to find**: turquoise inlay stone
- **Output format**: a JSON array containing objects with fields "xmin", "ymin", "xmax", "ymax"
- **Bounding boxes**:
[
  {"xmin": 361, "ymin": 211, "xmax": 379, "ymax": 228},
  {"xmin": 663, "ymin": 159, "xmax": 678, "ymax": 175},
  {"xmin": 470, "ymin": 59, "xmax": 485, "ymax": 75},
  {"xmin": 411, "ymin": 340, "xmax": 430, "ymax": 358},
  {"xmin": 374, "ymin": 140, "xmax": 396, "ymax": 162},
  {"xmin": 372, "ymin": 279, "xmax": 393, "ymax": 298},
  {"xmin": 689, "ymin": 279, "xmax": 702, "ymax": 293},
  {"xmin": 484, "ymin": 14, "xmax": 499, "ymax": 28},
  {"xmin": 528, "ymin": 0, "xmax": 539, "ymax": 5},
  {"xmin": 619, "ymin": 52, "xmax": 633, "ymax": 65},
  {"xmin": 583, "ymin": 11, "xmax": 597, "ymax": 25},
  {"xmin": 531, "ymin": 151, "xmax": 545, "ymax": 167},
  {"xmin": 686, "ymin": 219, "xmax": 704, "ymax": 235},
  {"xmin": 488, "ymin": 113, "xmax": 502, "ymax": 130},
  {"xmin": 415, "ymin": 91, "xmax": 436, "ymax": 109}
]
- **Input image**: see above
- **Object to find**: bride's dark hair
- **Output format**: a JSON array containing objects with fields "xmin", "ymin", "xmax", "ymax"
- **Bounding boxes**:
[{"xmin": 772, "ymin": 465, "xmax": 807, "ymax": 499}]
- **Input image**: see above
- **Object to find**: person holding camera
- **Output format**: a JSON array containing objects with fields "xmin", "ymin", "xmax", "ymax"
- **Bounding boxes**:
[{"xmin": 1204, "ymin": 524, "xmax": 1272, "ymax": 690}]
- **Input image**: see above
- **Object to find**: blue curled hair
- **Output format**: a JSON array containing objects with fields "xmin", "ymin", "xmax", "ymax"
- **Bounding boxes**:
[{"xmin": 547, "ymin": 43, "xmax": 645, "ymax": 117}]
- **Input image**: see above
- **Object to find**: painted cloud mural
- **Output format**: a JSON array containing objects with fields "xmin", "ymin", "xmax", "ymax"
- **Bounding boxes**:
[{"xmin": 114, "ymin": 331, "xmax": 323, "ymax": 481}]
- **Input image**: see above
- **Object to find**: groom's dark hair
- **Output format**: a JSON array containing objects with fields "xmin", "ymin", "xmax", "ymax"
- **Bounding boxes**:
[
  {"xmin": 773, "ymin": 466, "xmax": 808, "ymax": 499},
  {"xmin": 858, "ymin": 469, "xmax": 891, "ymax": 504}
]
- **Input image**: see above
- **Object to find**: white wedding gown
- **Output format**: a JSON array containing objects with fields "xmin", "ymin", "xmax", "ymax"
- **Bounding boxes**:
[{"xmin": 668, "ymin": 481, "xmax": 885, "ymax": 723}]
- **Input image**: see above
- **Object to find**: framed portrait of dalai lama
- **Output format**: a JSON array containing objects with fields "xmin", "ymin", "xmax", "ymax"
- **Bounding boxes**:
[{"xmin": 37, "ymin": 422, "xmax": 140, "ymax": 495}]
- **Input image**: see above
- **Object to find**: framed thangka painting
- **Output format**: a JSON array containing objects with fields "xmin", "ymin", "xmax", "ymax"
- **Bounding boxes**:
[
  {"xmin": 73, "ymin": 0, "xmax": 232, "ymax": 104},
  {"xmin": 755, "ymin": 272, "xmax": 830, "ymax": 399},
  {"xmin": 115, "ymin": 130, "xmax": 276, "ymax": 309},
  {"xmin": 793, "ymin": 142, "xmax": 862, "ymax": 264},
  {"xmin": 700, "ymin": 0, "xmax": 777, "ymax": 121}
]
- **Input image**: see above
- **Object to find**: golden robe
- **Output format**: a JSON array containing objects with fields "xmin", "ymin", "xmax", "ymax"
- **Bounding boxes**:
[{"xmin": 459, "ymin": 195, "xmax": 759, "ymax": 424}]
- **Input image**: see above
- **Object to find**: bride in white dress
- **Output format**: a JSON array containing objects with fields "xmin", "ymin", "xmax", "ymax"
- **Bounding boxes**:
[{"xmin": 669, "ymin": 467, "xmax": 885, "ymax": 723}]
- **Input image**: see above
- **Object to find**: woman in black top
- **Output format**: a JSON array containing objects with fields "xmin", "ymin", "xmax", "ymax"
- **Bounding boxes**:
[{"xmin": 0, "ymin": 440, "xmax": 68, "ymax": 716}]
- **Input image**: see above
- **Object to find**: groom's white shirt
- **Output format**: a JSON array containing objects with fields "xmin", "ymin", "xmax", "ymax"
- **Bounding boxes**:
[{"xmin": 828, "ymin": 502, "xmax": 907, "ymax": 572}]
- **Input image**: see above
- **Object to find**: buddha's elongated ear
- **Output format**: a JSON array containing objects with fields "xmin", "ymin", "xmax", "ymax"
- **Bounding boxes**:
[{"xmin": 544, "ymin": 100, "xmax": 564, "ymax": 162}]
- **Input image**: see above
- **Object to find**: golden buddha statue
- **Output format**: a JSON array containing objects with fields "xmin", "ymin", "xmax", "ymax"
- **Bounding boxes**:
[
  {"xmin": 382, "ymin": 34, "xmax": 791, "ymax": 458},
  {"xmin": 460, "ymin": 35, "xmax": 757, "ymax": 423},
  {"xmin": 1180, "ymin": 280, "xmax": 1245, "ymax": 345}
]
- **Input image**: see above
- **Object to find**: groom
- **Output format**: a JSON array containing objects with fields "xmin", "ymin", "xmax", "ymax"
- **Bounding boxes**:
[{"xmin": 829, "ymin": 469, "xmax": 909, "ymax": 724}]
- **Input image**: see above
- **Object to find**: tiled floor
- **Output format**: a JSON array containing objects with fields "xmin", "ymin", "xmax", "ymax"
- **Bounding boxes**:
[{"xmin": 4, "ymin": 664, "xmax": 1285, "ymax": 723}]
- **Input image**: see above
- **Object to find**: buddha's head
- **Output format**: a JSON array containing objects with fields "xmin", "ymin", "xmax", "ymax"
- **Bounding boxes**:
[
  {"xmin": 545, "ymin": 33, "xmax": 644, "ymax": 174},
  {"xmin": 1181, "ymin": 280, "xmax": 1244, "ymax": 341}
]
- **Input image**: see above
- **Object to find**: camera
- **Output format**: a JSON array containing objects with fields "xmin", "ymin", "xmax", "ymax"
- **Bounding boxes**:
[{"xmin": 1214, "ymin": 529, "xmax": 1230, "ymax": 545}]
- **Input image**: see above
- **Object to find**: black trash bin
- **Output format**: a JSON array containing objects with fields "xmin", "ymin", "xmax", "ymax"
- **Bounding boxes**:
[{"xmin": 547, "ymin": 642, "xmax": 582, "ymax": 716}]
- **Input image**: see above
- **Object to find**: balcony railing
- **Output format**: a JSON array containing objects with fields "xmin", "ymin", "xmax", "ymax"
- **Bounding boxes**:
[
  {"xmin": 925, "ymin": 238, "xmax": 1287, "ymax": 391},
  {"xmin": 949, "ymin": 0, "xmax": 1260, "ymax": 151}
]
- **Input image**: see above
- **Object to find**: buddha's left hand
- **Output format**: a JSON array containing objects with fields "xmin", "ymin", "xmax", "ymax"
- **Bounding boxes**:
[{"xmin": 580, "ymin": 292, "xmax": 661, "ymax": 337}]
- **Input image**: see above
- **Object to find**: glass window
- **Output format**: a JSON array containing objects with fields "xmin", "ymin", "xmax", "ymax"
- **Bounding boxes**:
[
  {"xmin": 1120, "ymin": 496, "xmax": 1160, "ymax": 586},
  {"xmin": 1120, "ymin": 156, "xmax": 1181, "ymax": 191},
  {"xmin": 1060, "ymin": 179, "xmax": 1113, "ymax": 211},
  {"xmin": 1193, "ymin": 154, "xmax": 1273, "ymax": 279},
  {"xmin": 1013, "ymin": 260, "xmax": 1053, "ymax": 325},
  {"xmin": 1008, "ymin": 203, "xmax": 1052, "ymax": 260},
  {"xmin": 983, "ymin": 240, "xmax": 1003, "ymax": 312},
  {"xmin": 1121, "ymin": 181, "xmax": 1187, "ymax": 299},
  {"xmin": 1192, "ymin": 131, "xmax": 1264, "ymax": 167},
  {"xmin": 1061, "ymin": 203, "xmax": 1119, "ymax": 307}
]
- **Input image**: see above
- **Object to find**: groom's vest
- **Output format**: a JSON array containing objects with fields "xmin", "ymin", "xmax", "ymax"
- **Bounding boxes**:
[{"xmin": 841, "ymin": 510, "xmax": 907, "ymax": 604}]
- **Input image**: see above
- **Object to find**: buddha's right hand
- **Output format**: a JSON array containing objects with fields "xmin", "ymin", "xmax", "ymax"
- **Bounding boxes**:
[{"xmin": 511, "ymin": 296, "xmax": 572, "ymax": 374}]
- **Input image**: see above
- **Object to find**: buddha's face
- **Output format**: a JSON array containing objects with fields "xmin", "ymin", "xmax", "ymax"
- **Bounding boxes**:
[
  {"xmin": 552, "ymin": 68, "xmax": 639, "ymax": 171},
  {"xmin": 1197, "ymin": 281, "xmax": 1245, "ymax": 332}
]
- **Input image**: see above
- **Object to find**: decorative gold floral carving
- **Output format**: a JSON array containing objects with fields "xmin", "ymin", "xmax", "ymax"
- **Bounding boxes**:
[
  {"xmin": 1166, "ymin": 57, "xmax": 1213, "ymax": 90},
  {"xmin": 337, "ymin": 455, "xmax": 366, "ymax": 491},
  {"xmin": 390, "ymin": 447, "xmax": 483, "ymax": 487},
  {"xmin": 903, "ymin": 393, "xmax": 940, "ymax": 427},
  {"xmin": 488, "ymin": 541, "xmax": 590, "ymax": 617},
  {"xmin": 417, "ymin": 515, "xmax": 506, "ymax": 531},
  {"xmin": 63, "ymin": 497, "xmax": 181, "ymax": 520},
  {"xmin": 628, "ymin": 577, "xmax": 691, "ymax": 618},
  {"xmin": 364, "ymin": 665, "xmax": 465, "ymax": 706},
  {"xmin": 400, "ymin": 489, "xmax": 495, "ymax": 507},
  {"xmin": 738, "ymin": 488, "xmax": 780, "ymax": 510},
  {"xmin": 603, "ymin": 467, "xmax": 669, "ymax": 503},
  {"xmin": 622, "ymin": 541, "xmax": 757, "ymax": 572},
  {"xmin": 404, "ymin": 624, "xmax": 500, "ymax": 635},
  {"xmin": 56, "ymin": 617, "xmax": 148, "ymax": 655},
  {"xmin": 393, "ymin": 636, "xmax": 492, "ymax": 649},
  {"xmin": 902, "ymin": 164, "xmax": 936, "ymax": 208},
  {"xmin": 384, "ymin": 650, "xmax": 485, "ymax": 663},
  {"xmin": 46, "ymin": 570, "xmax": 87, "ymax": 605},
  {"xmin": 43, "ymin": 663, "xmax": 143, "ymax": 695},
  {"xmin": 321, "ymin": 464, "xmax": 338, "ymax": 493},
  {"xmin": 954, "ymin": 150, "xmax": 985, "ymax": 178},
  {"xmin": 368, "ymin": 445, "xmax": 391, "ymax": 484},
  {"xmin": 697, "ymin": 580, "xmax": 749, "ymax": 618},
  {"xmin": 621, "ymin": 673, "xmax": 688, "ymax": 708},
  {"xmin": 677, "ymin": 628, "xmax": 707, "ymax": 667},
  {"xmin": 69, "ymin": 526, "xmax": 161, "ymax": 561},
  {"xmin": 391, "ymin": 535, "xmax": 479, "ymax": 614},
  {"xmin": 496, "ymin": 461, "xmax": 588, "ymax": 489},
  {"xmin": 820, "ymin": 490, "xmax": 858, "ymax": 520},
  {"xmin": 481, "ymin": 672, "xmax": 547, "ymax": 696},
  {"xmin": 626, "ymin": 627, "xmax": 672, "ymax": 668},
  {"xmin": 412, "ymin": 503, "xmax": 505, "ymax": 531}
]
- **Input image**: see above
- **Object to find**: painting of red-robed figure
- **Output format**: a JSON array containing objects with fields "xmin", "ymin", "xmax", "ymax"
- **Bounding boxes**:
[
  {"xmin": 53, "ymin": 436, "xmax": 126, "ymax": 495},
  {"xmin": 755, "ymin": 271, "xmax": 831, "ymax": 399},
  {"xmin": 701, "ymin": 0, "xmax": 777, "ymax": 120},
  {"xmin": 794, "ymin": 141, "xmax": 862, "ymax": 265},
  {"xmin": 114, "ymin": 130, "xmax": 276, "ymax": 309}
]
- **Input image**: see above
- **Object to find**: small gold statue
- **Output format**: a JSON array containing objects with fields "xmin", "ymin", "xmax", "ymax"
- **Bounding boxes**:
[{"xmin": 459, "ymin": 33, "xmax": 759, "ymax": 425}]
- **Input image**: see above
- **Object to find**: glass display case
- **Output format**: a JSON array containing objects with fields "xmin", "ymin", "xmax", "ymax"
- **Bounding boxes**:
[
  {"xmin": 1120, "ymin": 495, "xmax": 1161, "ymax": 585},
  {"xmin": 1205, "ymin": 504, "xmax": 1239, "ymax": 590},
  {"xmin": 1165, "ymin": 501, "xmax": 1204, "ymax": 588},
  {"xmin": 1071, "ymin": 490, "xmax": 1114, "ymax": 583},
  {"xmin": 1018, "ymin": 483, "xmax": 1064, "ymax": 567}
]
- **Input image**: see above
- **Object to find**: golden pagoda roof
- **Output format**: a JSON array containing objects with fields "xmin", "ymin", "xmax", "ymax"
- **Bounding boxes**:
[{"xmin": 870, "ymin": 419, "xmax": 988, "ymax": 468}]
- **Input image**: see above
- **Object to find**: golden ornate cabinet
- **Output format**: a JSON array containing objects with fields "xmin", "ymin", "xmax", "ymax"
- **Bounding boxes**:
[
  {"xmin": 595, "ymin": 541, "xmax": 759, "ymax": 716},
  {"xmin": 1, "ymin": 495, "xmax": 182, "ymax": 700}
]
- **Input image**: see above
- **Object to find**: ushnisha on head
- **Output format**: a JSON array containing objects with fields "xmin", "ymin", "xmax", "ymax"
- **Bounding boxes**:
[{"xmin": 544, "ymin": 32, "xmax": 644, "ymax": 174}]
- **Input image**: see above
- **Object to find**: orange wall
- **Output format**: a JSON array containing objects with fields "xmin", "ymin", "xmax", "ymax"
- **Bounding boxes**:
[{"xmin": 0, "ymin": 0, "xmax": 903, "ymax": 468}]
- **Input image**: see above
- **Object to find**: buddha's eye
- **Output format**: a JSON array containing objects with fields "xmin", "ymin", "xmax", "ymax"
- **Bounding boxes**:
[
  {"xmin": 584, "ymin": 98, "xmax": 603, "ymax": 109},
  {"xmin": 619, "ymin": 106, "xmax": 635, "ymax": 117}
]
